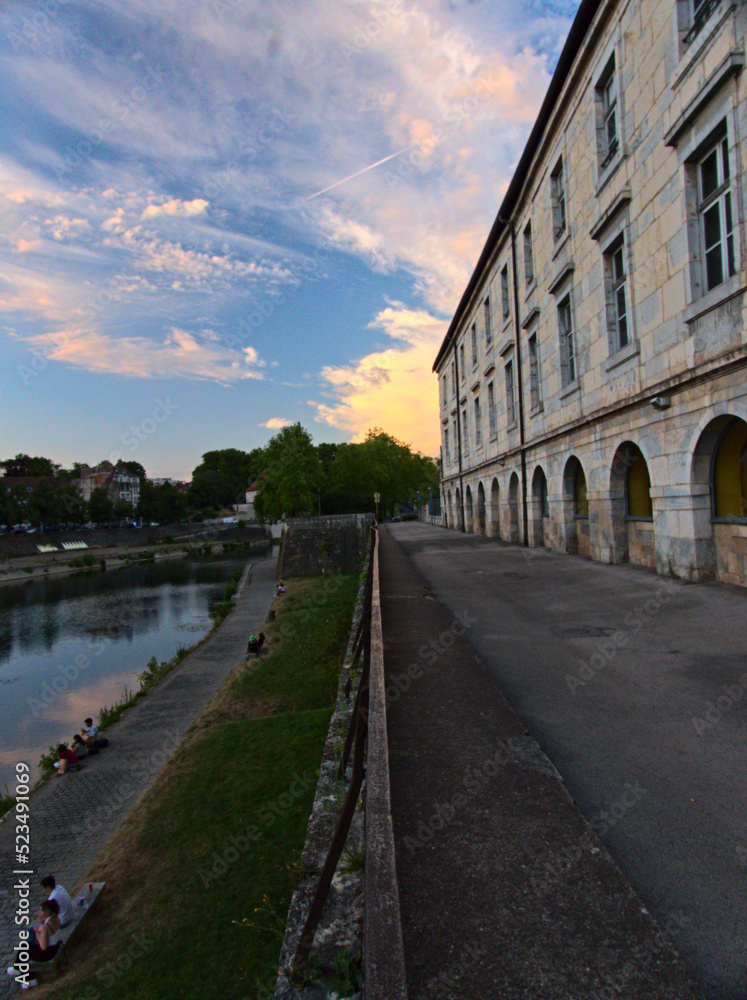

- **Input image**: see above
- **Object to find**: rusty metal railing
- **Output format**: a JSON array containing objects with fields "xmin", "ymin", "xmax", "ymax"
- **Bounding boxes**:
[{"xmin": 291, "ymin": 525, "xmax": 407, "ymax": 999}]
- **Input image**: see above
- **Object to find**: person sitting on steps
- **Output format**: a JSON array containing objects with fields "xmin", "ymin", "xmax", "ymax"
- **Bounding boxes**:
[{"xmin": 6, "ymin": 897, "xmax": 62, "ymax": 989}]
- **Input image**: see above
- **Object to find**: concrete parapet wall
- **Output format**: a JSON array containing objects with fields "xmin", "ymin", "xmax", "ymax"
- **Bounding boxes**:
[{"xmin": 279, "ymin": 514, "xmax": 374, "ymax": 578}]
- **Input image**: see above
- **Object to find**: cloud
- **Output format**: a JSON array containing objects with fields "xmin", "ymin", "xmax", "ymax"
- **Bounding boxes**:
[
  {"xmin": 312, "ymin": 303, "xmax": 447, "ymax": 454},
  {"xmin": 24, "ymin": 326, "xmax": 263, "ymax": 382},
  {"xmin": 141, "ymin": 198, "xmax": 209, "ymax": 219},
  {"xmin": 261, "ymin": 418, "xmax": 292, "ymax": 429}
]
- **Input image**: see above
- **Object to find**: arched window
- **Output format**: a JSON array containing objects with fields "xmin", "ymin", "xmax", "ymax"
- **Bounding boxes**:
[
  {"xmin": 574, "ymin": 464, "xmax": 588, "ymax": 517},
  {"xmin": 627, "ymin": 452, "xmax": 653, "ymax": 517},
  {"xmin": 713, "ymin": 418, "xmax": 747, "ymax": 518}
]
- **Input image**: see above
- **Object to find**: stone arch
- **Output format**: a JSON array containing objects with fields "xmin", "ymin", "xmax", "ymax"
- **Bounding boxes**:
[
  {"xmin": 465, "ymin": 485, "xmax": 474, "ymax": 534},
  {"xmin": 508, "ymin": 472, "xmax": 521, "ymax": 544},
  {"xmin": 691, "ymin": 415, "xmax": 747, "ymax": 585},
  {"xmin": 454, "ymin": 487, "xmax": 463, "ymax": 531},
  {"xmin": 476, "ymin": 481, "xmax": 486, "ymax": 536},
  {"xmin": 562, "ymin": 456, "xmax": 590, "ymax": 556},
  {"xmin": 609, "ymin": 442, "xmax": 655, "ymax": 567},
  {"xmin": 531, "ymin": 465, "xmax": 549, "ymax": 548},
  {"xmin": 489, "ymin": 477, "xmax": 501, "ymax": 539}
]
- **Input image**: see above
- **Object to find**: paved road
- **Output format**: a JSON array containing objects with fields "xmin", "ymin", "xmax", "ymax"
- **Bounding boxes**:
[
  {"xmin": 0, "ymin": 553, "xmax": 277, "ymax": 998},
  {"xmin": 387, "ymin": 522, "xmax": 747, "ymax": 1000}
]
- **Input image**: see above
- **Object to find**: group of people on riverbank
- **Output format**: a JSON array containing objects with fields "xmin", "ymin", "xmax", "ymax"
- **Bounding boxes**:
[{"xmin": 54, "ymin": 718, "xmax": 109, "ymax": 773}]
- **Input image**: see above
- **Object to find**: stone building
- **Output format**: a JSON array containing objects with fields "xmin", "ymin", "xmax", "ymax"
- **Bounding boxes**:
[
  {"xmin": 80, "ymin": 467, "xmax": 140, "ymax": 508},
  {"xmin": 433, "ymin": 0, "xmax": 747, "ymax": 587}
]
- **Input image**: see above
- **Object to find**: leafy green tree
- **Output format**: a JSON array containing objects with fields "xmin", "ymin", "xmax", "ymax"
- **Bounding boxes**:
[
  {"xmin": 88, "ymin": 486, "xmax": 114, "ymax": 525},
  {"xmin": 113, "ymin": 499, "xmax": 135, "ymax": 523},
  {"xmin": 254, "ymin": 424, "xmax": 322, "ymax": 521},
  {"xmin": 1, "ymin": 454, "xmax": 57, "ymax": 477},
  {"xmin": 26, "ymin": 480, "xmax": 59, "ymax": 527},
  {"xmin": 0, "ymin": 481, "xmax": 26, "ymax": 526},
  {"xmin": 328, "ymin": 429, "xmax": 438, "ymax": 518},
  {"xmin": 188, "ymin": 448, "xmax": 263, "ymax": 510},
  {"xmin": 114, "ymin": 460, "xmax": 146, "ymax": 480},
  {"xmin": 56, "ymin": 484, "xmax": 86, "ymax": 523},
  {"xmin": 137, "ymin": 481, "xmax": 187, "ymax": 525}
]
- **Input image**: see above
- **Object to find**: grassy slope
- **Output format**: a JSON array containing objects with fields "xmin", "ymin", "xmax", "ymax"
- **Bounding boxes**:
[{"xmin": 39, "ymin": 573, "xmax": 360, "ymax": 1000}]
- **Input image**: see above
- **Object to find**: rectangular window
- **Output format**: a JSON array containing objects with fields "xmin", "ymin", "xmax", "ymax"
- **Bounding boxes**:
[
  {"xmin": 698, "ymin": 134, "xmax": 735, "ymax": 292},
  {"xmin": 474, "ymin": 396, "xmax": 482, "ymax": 447},
  {"xmin": 487, "ymin": 381, "xmax": 496, "ymax": 438},
  {"xmin": 528, "ymin": 333, "xmax": 540, "ymax": 410},
  {"xmin": 484, "ymin": 297, "xmax": 492, "ymax": 348},
  {"xmin": 444, "ymin": 428, "xmax": 450, "ymax": 464},
  {"xmin": 604, "ymin": 235, "xmax": 629, "ymax": 351},
  {"xmin": 471, "ymin": 323, "xmax": 478, "ymax": 369},
  {"xmin": 459, "ymin": 342, "xmax": 465, "ymax": 379},
  {"xmin": 596, "ymin": 57, "xmax": 619, "ymax": 170},
  {"xmin": 686, "ymin": 0, "xmax": 719, "ymax": 43},
  {"xmin": 505, "ymin": 360, "xmax": 515, "ymax": 425},
  {"xmin": 523, "ymin": 222, "xmax": 534, "ymax": 285},
  {"xmin": 558, "ymin": 295, "xmax": 576, "ymax": 385},
  {"xmin": 551, "ymin": 158, "xmax": 567, "ymax": 240},
  {"xmin": 462, "ymin": 408, "xmax": 469, "ymax": 455},
  {"xmin": 501, "ymin": 264, "xmax": 510, "ymax": 320},
  {"xmin": 451, "ymin": 360, "xmax": 456, "ymax": 396}
]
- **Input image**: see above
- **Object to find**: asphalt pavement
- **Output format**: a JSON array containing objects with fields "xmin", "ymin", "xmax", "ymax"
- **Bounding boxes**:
[{"xmin": 380, "ymin": 522, "xmax": 746, "ymax": 1000}]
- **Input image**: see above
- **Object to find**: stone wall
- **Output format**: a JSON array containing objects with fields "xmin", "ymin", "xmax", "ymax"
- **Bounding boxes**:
[{"xmin": 279, "ymin": 514, "xmax": 374, "ymax": 578}]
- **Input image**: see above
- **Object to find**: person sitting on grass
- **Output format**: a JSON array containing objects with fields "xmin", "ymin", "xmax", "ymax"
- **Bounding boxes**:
[
  {"xmin": 6, "ymin": 897, "xmax": 62, "ymax": 989},
  {"xmin": 276, "ymin": 580, "xmax": 286, "ymax": 596},
  {"xmin": 247, "ymin": 632, "xmax": 265, "ymax": 656},
  {"xmin": 54, "ymin": 744, "xmax": 80, "ymax": 773}
]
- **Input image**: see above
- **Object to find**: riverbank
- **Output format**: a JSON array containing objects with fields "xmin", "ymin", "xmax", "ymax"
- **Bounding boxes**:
[
  {"xmin": 0, "ymin": 566, "xmax": 360, "ymax": 1000},
  {"xmin": 0, "ymin": 530, "xmax": 270, "ymax": 588}
]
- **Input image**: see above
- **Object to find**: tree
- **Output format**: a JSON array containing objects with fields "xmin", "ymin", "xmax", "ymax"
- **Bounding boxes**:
[
  {"xmin": 113, "ymin": 499, "xmax": 135, "ymax": 523},
  {"xmin": 253, "ymin": 424, "xmax": 322, "ymax": 521},
  {"xmin": 137, "ymin": 481, "xmax": 187, "ymax": 525},
  {"xmin": 26, "ymin": 480, "xmax": 59, "ymax": 527},
  {"xmin": 88, "ymin": 486, "xmax": 114, "ymax": 525},
  {"xmin": 188, "ymin": 448, "xmax": 263, "ymax": 510},
  {"xmin": 1, "ymin": 454, "xmax": 57, "ymax": 477},
  {"xmin": 328, "ymin": 429, "xmax": 438, "ymax": 518},
  {"xmin": 114, "ymin": 460, "xmax": 146, "ymax": 480}
]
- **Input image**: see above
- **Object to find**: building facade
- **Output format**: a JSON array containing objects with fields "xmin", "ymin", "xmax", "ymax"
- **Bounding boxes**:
[{"xmin": 434, "ymin": 0, "xmax": 747, "ymax": 587}]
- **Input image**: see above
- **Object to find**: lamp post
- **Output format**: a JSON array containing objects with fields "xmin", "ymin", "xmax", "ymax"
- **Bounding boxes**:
[{"xmin": 374, "ymin": 492, "xmax": 380, "ymax": 522}]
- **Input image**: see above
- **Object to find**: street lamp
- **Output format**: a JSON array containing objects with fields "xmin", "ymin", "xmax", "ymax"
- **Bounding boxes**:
[{"xmin": 374, "ymin": 492, "xmax": 380, "ymax": 522}]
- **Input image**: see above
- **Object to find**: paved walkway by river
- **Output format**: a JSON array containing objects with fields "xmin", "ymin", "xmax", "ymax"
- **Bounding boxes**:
[{"xmin": 0, "ymin": 553, "xmax": 277, "ymax": 998}]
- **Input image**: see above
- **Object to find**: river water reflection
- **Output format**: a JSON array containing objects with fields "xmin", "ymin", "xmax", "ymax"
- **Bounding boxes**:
[{"xmin": 0, "ymin": 552, "xmax": 260, "ymax": 790}]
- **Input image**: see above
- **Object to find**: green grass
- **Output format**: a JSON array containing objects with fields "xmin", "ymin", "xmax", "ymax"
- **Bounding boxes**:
[
  {"xmin": 43, "ymin": 572, "xmax": 360, "ymax": 1000},
  {"xmin": 233, "ymin": 574, "xmax": 359, "ymax": 713}
]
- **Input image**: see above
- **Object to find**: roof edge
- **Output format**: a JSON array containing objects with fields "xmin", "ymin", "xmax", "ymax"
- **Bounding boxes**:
[{"xmin": 432, "ymin": 0, "xmax": 604, "ymax": 372}]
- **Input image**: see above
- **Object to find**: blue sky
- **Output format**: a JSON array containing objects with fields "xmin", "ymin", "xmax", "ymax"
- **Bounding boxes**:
[{"xmin": 0, "ymin": 0, "xmax": 577, "ymax": 480}]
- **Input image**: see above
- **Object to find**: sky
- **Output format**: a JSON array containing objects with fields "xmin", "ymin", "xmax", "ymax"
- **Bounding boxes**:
[{"xmin": 0, "ymin": 0, "xmax": 578, "ymax": 480}]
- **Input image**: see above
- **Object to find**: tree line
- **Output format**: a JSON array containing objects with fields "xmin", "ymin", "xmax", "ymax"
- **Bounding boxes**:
[{"xmin": 0, "ymin": 426, "xmax": 438, "ymax": 529}]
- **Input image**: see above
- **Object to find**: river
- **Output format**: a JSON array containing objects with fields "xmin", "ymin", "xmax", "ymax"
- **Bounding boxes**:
[{"xmin": 0, "ymin": 551, "xmax": 261, "ymax": 790}]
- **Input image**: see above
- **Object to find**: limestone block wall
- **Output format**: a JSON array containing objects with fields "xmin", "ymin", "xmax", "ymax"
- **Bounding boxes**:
[{"xmin": 279, "ymin": 514, "xmax": 374, "ymax": 578}]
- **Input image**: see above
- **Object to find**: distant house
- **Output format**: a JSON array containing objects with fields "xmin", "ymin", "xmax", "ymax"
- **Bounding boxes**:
[
  {"xmin": 235, "ymin": 477, "xmax": 263, "ymax": 521},
  {"xmin": 80, "ymin": 467, "xmax": 141, "ymax": 508}
]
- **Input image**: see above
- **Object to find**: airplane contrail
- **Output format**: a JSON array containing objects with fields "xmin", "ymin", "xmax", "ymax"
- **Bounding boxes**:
[{"xmin": 305, "ymin": 146, "xmax": 414, "ymax": 200}]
